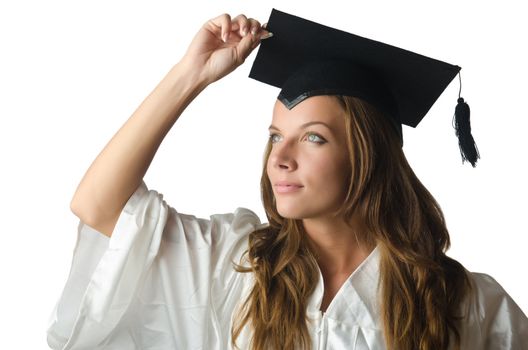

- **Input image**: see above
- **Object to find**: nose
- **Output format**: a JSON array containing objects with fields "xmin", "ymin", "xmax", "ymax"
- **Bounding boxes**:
[{"xmin": 269, "ymin": 141, "xmax": 298, "ymax": 171}]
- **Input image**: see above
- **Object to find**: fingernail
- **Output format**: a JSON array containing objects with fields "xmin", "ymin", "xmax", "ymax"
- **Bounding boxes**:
[
  {"xmin": 262, "ymin": 22, "xmax": 268, "ymax": 29},
  {"xmin": 251, "ymin": 27, "xmax": 257, "ymax": 35},
  {"xmin": 260, "ymin": 32, "xmax": 273, "ymax": 40},
  {"xmin": 242, "ymin": 27, "xmax": 248, "ymax": 36},
  {"xmin": 222, "ymin": 32, "xmax": 228, "ymax": 42}
]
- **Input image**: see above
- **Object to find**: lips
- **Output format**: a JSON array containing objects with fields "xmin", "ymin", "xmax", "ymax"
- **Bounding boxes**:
[
  {"xmin": 275, "ymin": 181, "xmax": 303, "ymax": 187},
  {"xmin": 274, "ymin": 181, "xmax": 304, "ymax": 193}
]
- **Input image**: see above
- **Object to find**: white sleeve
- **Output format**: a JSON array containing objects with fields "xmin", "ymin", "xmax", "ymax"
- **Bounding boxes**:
[
  {"xmin": 462, "ymin": 272, "xmax": 528, "ymax": 349},
  {"xmin": 46, "ymin": 181, "xmax": 261, "ymax": 350}
]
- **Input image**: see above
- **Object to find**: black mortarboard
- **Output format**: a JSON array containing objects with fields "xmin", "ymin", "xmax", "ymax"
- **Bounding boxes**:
[{"xmin": 249, "ymin": 9, "xmax": 480, "ymax": 167}]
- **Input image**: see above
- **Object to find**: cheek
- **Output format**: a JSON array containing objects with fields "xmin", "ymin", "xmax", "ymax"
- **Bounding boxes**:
[
  {"xmin": 306, "ymin": 154, "xmax": 344, "ymax": 180},
  {"xmin": 305, "ymin": 154, "xmax": 349, "ymax": 194}
]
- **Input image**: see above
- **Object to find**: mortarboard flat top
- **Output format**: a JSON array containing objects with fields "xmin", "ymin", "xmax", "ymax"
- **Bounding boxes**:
[{"xmin": 249, "ymin": 9, "xmax": 462, "ymax": 141}]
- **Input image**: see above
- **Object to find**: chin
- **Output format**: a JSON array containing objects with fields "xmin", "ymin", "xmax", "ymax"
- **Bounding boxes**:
[
  {"xmin": 277, "ymin": 211, "xmax": 304, "ymax": 220},
  {"xmin": 276, "ymin": 203, "xmax": 310, "ymax": 220},
  {"xmin": 275, "ymin": 199, "xmax": 340, "ymax": 221}
]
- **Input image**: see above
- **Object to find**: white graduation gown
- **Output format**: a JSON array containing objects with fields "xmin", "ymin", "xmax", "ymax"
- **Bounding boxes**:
[{"xmin": 46, "ymin": 181, "xmax": 528, "ymax": 349}]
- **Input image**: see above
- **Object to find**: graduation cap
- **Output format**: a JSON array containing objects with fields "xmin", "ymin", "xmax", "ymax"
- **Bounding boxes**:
[{"xmin": 249, "ymin": 9, "xmax": 480, "ymax": 167}]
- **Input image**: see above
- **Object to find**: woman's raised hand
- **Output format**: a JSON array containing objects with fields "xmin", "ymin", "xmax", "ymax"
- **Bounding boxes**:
[{"xmin": 181, "ymin": 14, "xmax": 269, "ymax": 86}]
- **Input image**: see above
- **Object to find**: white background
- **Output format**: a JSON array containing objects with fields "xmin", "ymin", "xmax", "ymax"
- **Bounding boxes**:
[{"xmin": 1, "ymin": 0, "xmax": 527, "ymax": 348}]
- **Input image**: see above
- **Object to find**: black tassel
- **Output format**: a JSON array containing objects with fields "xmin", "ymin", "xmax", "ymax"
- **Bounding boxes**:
[{"xmin": 452, "ymin": 97, "xmax": 480, "ymax": 167}]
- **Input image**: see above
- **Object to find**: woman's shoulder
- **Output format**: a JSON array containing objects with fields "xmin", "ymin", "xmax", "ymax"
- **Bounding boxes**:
[
  {"xmin": 231, "ymin": 207, "xmax": 265, "ymax": 226},
  {"xmin": 462, "ymin": 271, "xmax": 528, "ymax": 347},
  {"xmin": 129, "ymin": 181, "xmax": 264, "ymax": 224},
  {"xmin": 169, "ymin": 207, "xmax": 264, "ymax": 230},
  {"xmin": 209, "ymin": 207, "xmax": 267, "ymax": 244},
  {"xmin": 468, "ymin": 272, "xmax": 508, "ymax": 301},
  {"xmin": 467, "ymin": 272, "xmax": 528, "ymax": 312},
  {"xmin": 162, "ymin": 206, "xmax": 267, "ymax": 252},
  {"xmin": 136, "ymin": 180, "xmax": 265, "ymax": 226},
  {"xmin": 212, "ymin": 207, "xmax": 261, "ymax": 221},
  {"xmin": 466, "ymin": 272, "xmax": 521, "ymax": 318}
]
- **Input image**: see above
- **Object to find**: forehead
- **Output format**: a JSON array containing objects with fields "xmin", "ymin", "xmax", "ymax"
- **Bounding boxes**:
[{"xmin": 271, "ymin": 95, "xmax": 345, "ymax": 128}]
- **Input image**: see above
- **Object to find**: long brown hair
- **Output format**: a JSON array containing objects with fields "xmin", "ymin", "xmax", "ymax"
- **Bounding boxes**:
[{"xmin": 231, "ymin": 95, "xmax": 472, "ymax": 349}]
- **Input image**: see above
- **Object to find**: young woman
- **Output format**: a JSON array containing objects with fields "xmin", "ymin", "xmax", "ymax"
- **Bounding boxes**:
[{"xmin": 47, "ymin": 11, "xmax": 527, "ymax": 350}]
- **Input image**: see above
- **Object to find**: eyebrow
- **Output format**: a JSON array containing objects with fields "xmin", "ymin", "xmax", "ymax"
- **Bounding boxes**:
[{"xmin": 268, "ymin": 121, "xmax": 334, "ymax": 132}]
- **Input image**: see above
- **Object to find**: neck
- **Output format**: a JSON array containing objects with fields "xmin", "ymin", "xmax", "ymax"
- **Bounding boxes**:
[{"xmin": 302, "ymin": 215, "xmax": 373, "ymax": 276}]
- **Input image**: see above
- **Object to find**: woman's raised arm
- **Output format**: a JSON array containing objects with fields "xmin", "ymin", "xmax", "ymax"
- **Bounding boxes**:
[{"xmin": 70, "ymin": 14, "xmax": 267, "ymax": 237}]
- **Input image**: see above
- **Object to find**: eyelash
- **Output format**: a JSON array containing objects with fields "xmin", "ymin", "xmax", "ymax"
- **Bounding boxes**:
[{"xmin": 269, "ymin": 132, "xmax": 327, "ymax": 145}]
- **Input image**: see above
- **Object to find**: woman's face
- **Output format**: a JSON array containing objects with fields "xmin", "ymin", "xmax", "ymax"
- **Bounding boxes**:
[{"xmin": 266, "ymin": 95, "xmax": 351, "ymax": 220}]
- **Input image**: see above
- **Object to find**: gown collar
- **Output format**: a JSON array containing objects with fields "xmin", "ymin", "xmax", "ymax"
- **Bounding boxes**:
[{"xmin": 306, "ymin": 245, "xmax": 382, "ymax": 329}]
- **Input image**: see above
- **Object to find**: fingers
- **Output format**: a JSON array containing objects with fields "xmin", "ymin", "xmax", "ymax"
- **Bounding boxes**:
[
  {"xmin": 208, "ymin": 13, "xmax": 233, "ymax": 43},
  {"xmin": 236, "ymin": 17, "xmax": 273, "ymax": 62},
  {"xmin": 232, "ymin": 14, "xmax": 250, "ymax": 37},
  {"xmin": 229, "ymin": 14, "xmax": 266, "ymax": 43},
  {"xmin": 236, "ymin": 28, "xmax": 269, "ymax": 62},
  {"xmin": 206, "ymin": 13, "xmax": 269, "ymax": 66},
  {"xmin": 208, "ymin": 13, "xmax": 267, "ymax": 43},
  {"xmin": 220, "ymin": 14, "xmax": 232, "ymax": 42}
]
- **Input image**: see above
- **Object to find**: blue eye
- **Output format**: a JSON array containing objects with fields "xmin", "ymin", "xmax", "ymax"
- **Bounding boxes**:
[
  {"xmin": 269, "ymin": 133, "xmax": 282, "ymax": 143},
  {"xmin": 269, "ymin": 133, "xmax": 326, "ymax": 144},
  {"xmin": 306, "ymin": 133, "xmax": 326, "ymax": 144}
]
